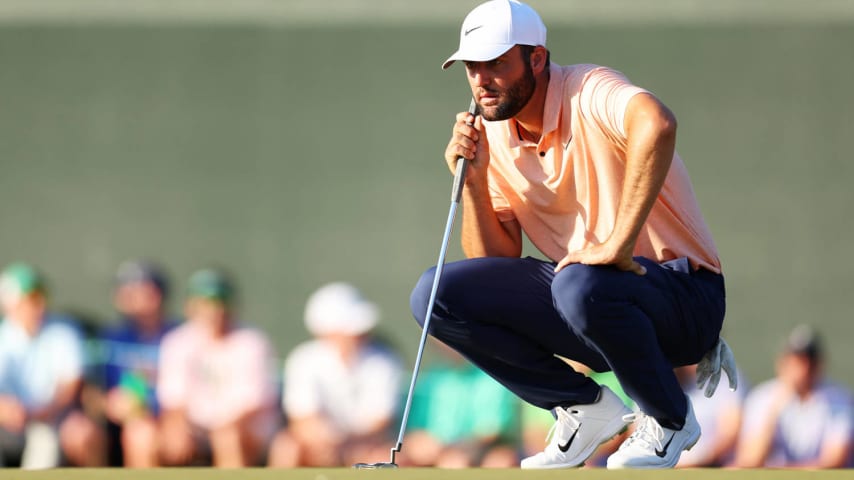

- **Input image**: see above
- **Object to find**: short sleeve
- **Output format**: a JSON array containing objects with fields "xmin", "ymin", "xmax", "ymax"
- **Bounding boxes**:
[
  {"xmin": 225, "ymin": 330, "xmax": 276, "ymax": 416},
  {"xmin": 823, "ymin": 388, "xmax": 854, "ymax": 444},
  {"xmin": 0, "ymin": 346, "xmax": 9, "ymax": 394},
  {"xmin": 283, "ymin": 344, "xmax": 322, "ymax": 418},
  {"xmin": 99, "ymin": 328, "xmax": 124, "ymax": 390},
  {"xmin": 50, "ymin": 322, "xmax": 84, "ymax": 383},
  {"xmin": 156, "ymin": 329, "xmax": 189, "ymax": 411},
  {"xmin": 487, "ymin": 171, "xmax": 515, "ymax": 223},
  {"xmin": 351, "ymin": 350, "xmax": 402, "ymax": 432},
  {"xmin": 578, "ymin": 67, "xmax": 648, "ymax": 141},
  {"xmin": 740, "ymin": 383, "xmax": 773, "ymax": 436}
]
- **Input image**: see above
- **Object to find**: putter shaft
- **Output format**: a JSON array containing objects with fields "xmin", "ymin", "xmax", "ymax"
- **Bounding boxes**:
[{"xmin": 387, "ymin": 99, "xmax": 478, "ymax": 466}]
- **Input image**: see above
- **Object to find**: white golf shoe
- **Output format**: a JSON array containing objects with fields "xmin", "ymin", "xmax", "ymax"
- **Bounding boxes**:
[
  {"xmin": 606, "ymin": 398, "xmax": 701, "ymax": 469},
  {"xmin": 521, "ymin": 386, "xmax": 632, "ymax": 469}
]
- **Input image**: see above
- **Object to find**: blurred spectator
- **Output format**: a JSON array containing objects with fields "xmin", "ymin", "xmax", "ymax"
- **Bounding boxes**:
[
  {"xmin": 157, "ymin": 268, "xmax": 278, "ymax": 467},
  {"xmin": 401, "ymin": 339, "xmax": 519, "ymax": 468},
  {"xmin": 0, "ymin": 263, "xmax": 104, "ymax": 467},
  {"xmin": 99, "ymin": 260, "xmax": 177, "ymax": 467},
  {"xmin": 734, "ymin": 325, "xmax": 854, "ymax": 468},
  {"xmin": 268, "ymin": 282, "xmax": 402, "ymax": 467},
  {"xmin": 521, "ymin": 361, "xmax": 634, "ymax": 468},
  {"xmin": 675, "ymin": 364, "xmax": 745, "ymax": 467}
]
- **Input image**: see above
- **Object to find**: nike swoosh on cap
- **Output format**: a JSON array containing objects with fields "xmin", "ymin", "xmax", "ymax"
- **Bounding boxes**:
[
  {"xmin": 558, "ymin": 425, "xmax": 580, "ymax": 453},
  {"xmin": 464, "ymin": 25, "xmax": 483, "ymax": 35}
]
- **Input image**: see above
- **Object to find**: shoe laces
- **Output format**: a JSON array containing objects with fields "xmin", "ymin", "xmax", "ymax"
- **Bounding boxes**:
[
  {"xmin": 620, "ymin": 412, "xmax": 664, "ymax": 452},
  {"xmin": 544, "ymin": 407, "xmax": 581, "ymax": 448}
]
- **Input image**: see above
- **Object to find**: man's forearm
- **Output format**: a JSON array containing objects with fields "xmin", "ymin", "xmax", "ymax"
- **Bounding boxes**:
[
  {"xmin": 31, "ymin": 379, "xmax": 82, "ymax": 422},
  {"xmin": 735, "ymin": 412, "xmax": 780, "ymax": 467},
  {"xmin": 609, "ymin": 93, "xmax": 676, "ymax": 253},
  {"xmin": 460, "ymin": 180, "xmax": 521, "ymax": 258}
]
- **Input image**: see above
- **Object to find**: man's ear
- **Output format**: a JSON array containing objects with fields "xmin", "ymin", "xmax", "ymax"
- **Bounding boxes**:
[{"xmin": 531, "ymin": 46, "xmax": 548, "ymax": 74}]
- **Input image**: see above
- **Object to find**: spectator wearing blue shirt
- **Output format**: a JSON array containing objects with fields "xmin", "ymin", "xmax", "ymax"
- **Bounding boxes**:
[
  {"xmin": 0, "ymin": 263, "xmax": 104, "ymax": 467},
  {"xmin": 99, "ymin": 260, "xmax": 177, "ymax": 467},
  {"xmin": 734, "ymin": 325, "xmax": 853, "ymax": 468}
]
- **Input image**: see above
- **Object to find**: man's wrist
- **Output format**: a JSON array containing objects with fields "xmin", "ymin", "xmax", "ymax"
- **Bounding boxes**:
[
  {"xmin": 463, "ymin": 167, "xmax": 489, "ymax": 188},
  {"xmin": 463, "ymin": 174, "xmax": 492, "ymax": 201},
  {"xmin": 604, "ymin": 232, "xmax": 637, "ymax": 259}
]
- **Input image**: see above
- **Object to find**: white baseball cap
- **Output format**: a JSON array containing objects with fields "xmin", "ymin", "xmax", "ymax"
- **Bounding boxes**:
[
  {"xmin": 442, "ymin": 0, "xmax": 547, "ymax": 70},
  {"xmin": 304, "ymin": 282, "xmax": 379, "ymax": 336}
]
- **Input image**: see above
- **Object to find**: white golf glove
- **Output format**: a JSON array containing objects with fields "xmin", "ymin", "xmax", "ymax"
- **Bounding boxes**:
[{"xmin": 696, "ymin": 337, "xmax": 738, "ymax": 398}]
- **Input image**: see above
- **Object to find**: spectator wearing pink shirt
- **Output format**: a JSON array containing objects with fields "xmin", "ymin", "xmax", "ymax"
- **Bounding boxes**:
[{"xmin": 157, "ymin": 269, "xmax": 278, "ymax": 467}]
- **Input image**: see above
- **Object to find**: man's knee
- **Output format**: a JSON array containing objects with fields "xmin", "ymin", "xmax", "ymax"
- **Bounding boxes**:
[
  {"xmin": 551, "ymin": 263, "xmax": 618, "ymax": 336},
  {"xmin": 410, "ymin": 267, "xmax": 437, "ymax": 328},
  {"xmin": 123, "ymin": 417, "xmax": 158, "ymax": 452},
  {"xmin": 410, "ymin": 263, "xmax": 476, "ymax": 344},
  {"xmin": 60, "ymin": 412, "xmax": 105, "ymax": 466}
]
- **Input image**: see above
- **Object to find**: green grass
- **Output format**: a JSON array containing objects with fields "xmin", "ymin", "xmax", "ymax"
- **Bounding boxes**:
[{"xmin": 4, "ymin": 468, "xmax": 854, "ymax": 480}]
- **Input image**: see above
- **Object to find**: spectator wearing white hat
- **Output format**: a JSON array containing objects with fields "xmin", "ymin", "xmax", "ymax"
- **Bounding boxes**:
[{"xmin": 268, "ymin": 282, "xmax": 402, "ymax": 467}]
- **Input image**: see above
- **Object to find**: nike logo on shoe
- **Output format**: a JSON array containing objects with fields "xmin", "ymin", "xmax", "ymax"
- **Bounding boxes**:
[
  {"xmin": 464, "ymin": 25, "xmax": 483, "ymax": 35},
  {"xmin": 558, "ymin": 425, "xmax": 580, "ymax": 453},
  {"xmin": 655, "ymin": 433, "xmax": 675, "ymax": 458}
]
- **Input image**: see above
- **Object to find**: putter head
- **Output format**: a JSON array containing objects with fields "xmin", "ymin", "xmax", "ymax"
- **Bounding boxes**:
[{"xmin": 352, "ymin": 462, "xmax": 399, "ymax": 469}]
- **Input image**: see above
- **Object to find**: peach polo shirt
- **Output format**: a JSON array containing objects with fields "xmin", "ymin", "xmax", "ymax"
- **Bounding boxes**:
[{"xmin": 483, "ymin": 63, "xmax": 721, "ymax": 273}]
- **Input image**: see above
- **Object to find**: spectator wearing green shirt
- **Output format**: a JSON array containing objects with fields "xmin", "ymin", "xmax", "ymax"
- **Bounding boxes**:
[{"xmin": 402, "ymin": 340, "xmax": 520, "ymax": 467}]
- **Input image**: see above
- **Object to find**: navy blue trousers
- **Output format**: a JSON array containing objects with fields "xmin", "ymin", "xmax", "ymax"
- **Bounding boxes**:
[{"xmin": 410, "ymin": 256, "xmax": 725, "ymax": 428}]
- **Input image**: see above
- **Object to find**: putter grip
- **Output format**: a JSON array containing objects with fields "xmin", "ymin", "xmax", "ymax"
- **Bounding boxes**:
[{"xmin": 450, "ymin": 99, "xmax": 479, "ymax": 203}]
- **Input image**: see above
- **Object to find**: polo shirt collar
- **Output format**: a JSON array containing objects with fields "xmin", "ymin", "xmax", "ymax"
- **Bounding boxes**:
[
  {"xmin": 541, "ymin": 63, "xmax": 564, "ymax": 137},
  {"xmin": 507, "ymin": 62, "xmax": 564, "ymax": 148}
]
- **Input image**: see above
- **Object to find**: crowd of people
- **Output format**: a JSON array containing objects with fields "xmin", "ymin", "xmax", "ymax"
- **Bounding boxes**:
[{"xmin": 0, "ymin": 260, "xmax": 852, "ymax": 469}]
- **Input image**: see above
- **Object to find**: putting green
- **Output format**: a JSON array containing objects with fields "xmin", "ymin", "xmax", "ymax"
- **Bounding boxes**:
[{"xmin": 4, "ymin": 469, "xmax": 853, "ymax": 480}]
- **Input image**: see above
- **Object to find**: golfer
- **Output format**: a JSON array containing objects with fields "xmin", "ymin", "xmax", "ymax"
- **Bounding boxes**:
[{"xmin": 411, "ymin": 0, "xmax": 726, "ymax": 469}]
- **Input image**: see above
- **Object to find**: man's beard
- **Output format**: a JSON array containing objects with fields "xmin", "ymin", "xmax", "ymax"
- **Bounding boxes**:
[{"xmin": 479, "ymin": 61, "xmax": 536, "ymax": 122}]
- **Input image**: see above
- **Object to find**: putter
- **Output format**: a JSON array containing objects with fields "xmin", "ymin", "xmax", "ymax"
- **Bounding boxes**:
[{"xmin": 353, "ymin": 99, "xmax": 479, "ymax": 470}]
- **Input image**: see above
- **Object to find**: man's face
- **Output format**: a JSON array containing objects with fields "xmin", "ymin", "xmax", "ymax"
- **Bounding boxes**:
[
  {"xmin": 185, "ymin": 297, "xmax": 229, "ymax": 336},
  {"xmin": 464, "ymin": 46, "xmax": 536, "ymax": 121},
  {"xmin": 2, "ymin": 292, "xmax": 46, "ymax": 328},
  {"xmin": 777, "ymin": 352, "xmax": 821, "ymax": 393},
  {"xmin": 114, "ymin": 281, "xmax": 163, "ymax": 321}
]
